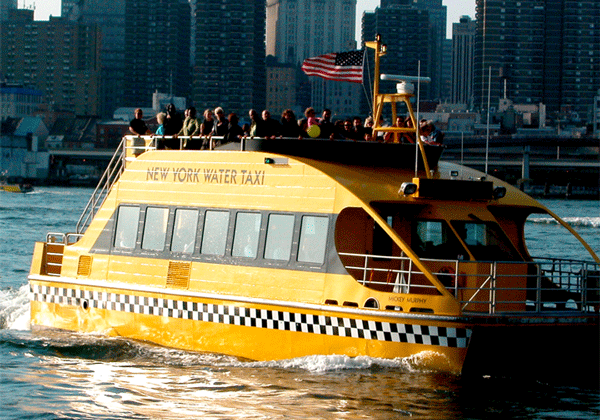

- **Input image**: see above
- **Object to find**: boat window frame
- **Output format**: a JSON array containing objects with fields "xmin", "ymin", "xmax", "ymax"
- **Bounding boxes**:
[
  {"xmin": 171, "ymin": 208, "xmax": 201, "ymax": 254},
  {"xmin": 106, "ymin": 204, "xmax": 335, "ymax": 273},
  {"xmin": 113, "ymin": 205, "xmax": 141, "ymax": 250},
  {"xmin": 141, "ymin": 206, "xmax": 170, "ymax": 252}
]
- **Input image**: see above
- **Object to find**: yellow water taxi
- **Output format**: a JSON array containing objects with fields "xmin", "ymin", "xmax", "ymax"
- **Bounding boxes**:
[{"xmin": 29, "ymin": 38, "xmax": 599, "ymax": 378}]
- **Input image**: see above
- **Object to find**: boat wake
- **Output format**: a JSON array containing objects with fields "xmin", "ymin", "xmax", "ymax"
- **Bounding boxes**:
[
  {"xmin": 0, "ymin": 284, "xmax": 29, "ymax": 330},
  {"xmin": 528, "ymin": 217, "xmax": 600, "ymax": 228}
]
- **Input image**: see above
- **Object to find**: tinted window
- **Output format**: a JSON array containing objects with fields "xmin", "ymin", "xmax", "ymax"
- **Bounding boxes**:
[
  {"xmin": 264, "ymin": 214, "xmax": 295, "ymax": 261},
  {"xmin": 232, "ymin": 212, "xmax": 262, "ymax": 258},
  {"xmin": 171, "ymin": 209, "xmax": 199, "ymax": 253},
  {"xmin": 298, "ymin": 215, "xmax": 329, "ymax": 264},
  {"xmin": 451, "ymin": 221, "xmax": 520, "ymax": 261},
  {"xmin": 142, "ymin": 207, "xmax": 169, "ymax": 251},
  {"xmin": 114, "ymin": 206, "xmax": 140, "ymax": 249},
  {"xmin": 414, "ymin": 220, "xmax": 468, "ymax": 260},
  {"xmin": 201, "ymin": 210, "xmax": 230, "ymax": 255}
]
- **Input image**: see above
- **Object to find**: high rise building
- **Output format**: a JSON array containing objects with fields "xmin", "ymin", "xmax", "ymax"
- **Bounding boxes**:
[
  {"xmin": 474, "ymin": 0, "xmax": 600, "ymax": 120},
  {"xmin": 191, "ymin": 0, "xmax": 265, "ymax": 117},
  {"xmin": 0, "ymin": 9, "xmax": 101, "ymax": 115},
  {"xmin": 266, "ymin": 0, "xmax": 361, "ymax": 118},
  {"xmin": 451, "ymin": 15, "xmax": 475, "ymax": 107},
  {"xmin": 62, "ymin": 0, "xmax": 126, "ymax": 118},
  {"xmin": 0, "ymin": 0, "xmax": 17, "ymax": 21},
  {"xmin": 362, "ymin": 3, "xmax": 433, "ymax": 104},
  {"xmin": 124, "ymin": 0, "xmax": 191, "ymax": 109},
  {"xmin": 377, "ymin": 0, "xmax": 447, "ymax": 100}
]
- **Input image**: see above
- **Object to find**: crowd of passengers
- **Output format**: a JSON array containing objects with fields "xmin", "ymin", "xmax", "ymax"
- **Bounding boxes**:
[{"xmin": 129, "ymin": 103, "xmax": 443, "ymax": 150}]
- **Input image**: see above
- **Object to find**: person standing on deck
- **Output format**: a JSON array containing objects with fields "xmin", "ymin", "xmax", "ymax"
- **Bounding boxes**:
[{"xmin": 129, "ymin": 108, "xmax": 151, "ymax": 135}]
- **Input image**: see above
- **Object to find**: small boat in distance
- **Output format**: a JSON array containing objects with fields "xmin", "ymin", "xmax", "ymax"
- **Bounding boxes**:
[
  {"xmin": 28, "ymin": 37, "xmax": 599, "ymax": 380},
  {"xmin": 0, "ymin": 171, "xmax": 34, "ymax": 193}
]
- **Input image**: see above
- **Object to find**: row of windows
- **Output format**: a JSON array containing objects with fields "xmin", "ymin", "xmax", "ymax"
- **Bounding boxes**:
[{"xmin": 113, "ymin": 206, "xmax": 331, "ymax": 266}]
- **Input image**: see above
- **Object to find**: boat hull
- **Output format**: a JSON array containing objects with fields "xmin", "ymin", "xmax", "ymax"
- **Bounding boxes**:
[{"xmin": 30, "ymin": 277, "xmax": 471, "ymax": 373}]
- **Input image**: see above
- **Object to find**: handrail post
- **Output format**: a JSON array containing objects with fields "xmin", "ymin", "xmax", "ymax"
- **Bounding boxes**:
[
  {"xmin": 489, "ymin": 262, "xmax": 497, "ymax": 315},
  {"xmin": 536, "ymin": 263, "xmax": 542, "ymax": 313}
]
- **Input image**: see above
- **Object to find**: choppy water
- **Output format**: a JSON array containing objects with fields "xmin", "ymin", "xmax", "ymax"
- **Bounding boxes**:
[{"xmin": 1, "ymin": 188, "xmax": 599, "ymax": 419}]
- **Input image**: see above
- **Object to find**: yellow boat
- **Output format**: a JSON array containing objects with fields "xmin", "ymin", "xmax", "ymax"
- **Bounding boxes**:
[{"xmin": 29, "ymin": 37, "xmax": 599, "ymax": 377}]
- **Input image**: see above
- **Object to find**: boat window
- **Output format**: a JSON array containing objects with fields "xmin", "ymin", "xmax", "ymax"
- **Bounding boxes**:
[
  {"xmin": 114, "ymin": 206, "xmax": 140, "ymax": 249},
  {"xmin": 232, "ymin": 212, "xmax": 262, "ymax": 258},
  {"xmin": 171, "ymin": 209, "xmax": 199, "ymax": 254},
  {"xmin": 264, "ymin": 214, "xmax": 295, "ymax": 261},
  {"xmin": 142, "ymin": 207, "xmax": 169, "ymax": 251},
  {"xmin": 414, "ymin": 220, "xmax": 468, "ymax": 260},
  {"xmin": 374, "ymin": 215, "xmax": 394, "ymax": 259},
  {"xmin": 201, "ymin": 210, "xmax": 230, "ymax": 256},
  {"xmin": 451, "ymin": 220, "xmax": 520, "ymax": 261},
  {"xmin": 298, "ymin": 215, "xmax": 329, "ymax": 264}
]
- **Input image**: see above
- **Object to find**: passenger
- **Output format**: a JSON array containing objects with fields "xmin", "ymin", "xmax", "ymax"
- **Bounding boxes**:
[
  {"xmin": 262, "ymin": 110, "xmax": 281, "ymax": 138},
  {"xmin": 352, "ymin": 116, "xmax": 366, "ymax": 141},
  {"xmin": 224, "ymin": 113, "xmax": 244, "ymax": 143},
  {"xmin": 426, "ymin": 121, "xmax": 444, "ymax": 144},
  {"xmin": 155, "ymin": 112, "xmax": 166, "ymax": 136},
  {"xmin": 403, "ymin": 117, "xmax": 416, "ymax": 144},
  {"xmin": 318, "ymin": 108, "xmax": 335, "ymax": 140},
  {"xmin": 242, "ymin": 123, "xmax": 251, "ymax": 136},
  {"xmin": 249, "ymin": 109, "xmax": 267, "ymax": 137},
  {"xmin": 363, "ymin": 116, "xmax": 374, "ymax": 141},
  {"xmin": 129, "ymin": 108, "xmax": 151, "ymax": 135},
  {"xmin": 163, "ymin": 103, "xmax": 183, "ymax": 136},
  {"xmin": 200, "ymin": 109, "xmax": 214, "ymax": 150},
  {"xmin": 384, "ymin": 116, "xmax": 405, "ymax": 143},
  {"xmin": 180, "ymin": 107, "xmax": 201, "ymax": 149},
  {"xmin": 332, "ymin": 120, "xmax": 345, "ymax": 139},
  {"xmin": 280, "ymin": 109, "xmax": 301, "ymax": 138},
  {"xmin": 304, "ymin": 107, "xmax": 318, "ymax": 128},
  {"xmin": 200, "ymin": 109, "xmax": 214, "ymax": 135},
  {"xmin": 213, "ymin": 107, "xmax": 229, "ymax": 137},
  {"xmin": 340, "ymin": 119, "xmax": 355, "ymax": 140},
  {"xmin": 297, "ymin": 118, "xmax": 309, "ymax": 138},
  {"xmin": 159, "ymin": 104, "xmax": 183, "ymax": 149}
]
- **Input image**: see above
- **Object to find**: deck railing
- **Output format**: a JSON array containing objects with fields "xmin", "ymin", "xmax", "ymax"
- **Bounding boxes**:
[{"xmin": 339, "ymin": 252, "xmax": 599, "ymax": 315}]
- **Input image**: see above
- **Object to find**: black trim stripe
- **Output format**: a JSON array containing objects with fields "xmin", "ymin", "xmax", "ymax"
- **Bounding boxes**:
[{"xmin": 30, "ymin": 284, "xmax": 471, "ymax": 348}]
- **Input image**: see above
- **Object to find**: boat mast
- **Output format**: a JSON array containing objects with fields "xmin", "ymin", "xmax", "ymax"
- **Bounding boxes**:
[{"xmin": 365, "ymin": 36, "xmax": 433, "ymax": 178}]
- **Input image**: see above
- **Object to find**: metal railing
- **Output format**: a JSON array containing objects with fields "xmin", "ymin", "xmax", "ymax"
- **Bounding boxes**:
[
  {"xmin": 76, "ymin": 138, "xmax": 126, "ymax": 234},
  {"xmin": 339, "ymin": 251, "xmax": 599, "ymax": 315}
]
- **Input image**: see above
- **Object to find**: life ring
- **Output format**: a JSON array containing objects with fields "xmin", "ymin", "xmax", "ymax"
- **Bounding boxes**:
[{"xmin": 438, "ymin": 266, "xmax": 456, "ymax": 288}]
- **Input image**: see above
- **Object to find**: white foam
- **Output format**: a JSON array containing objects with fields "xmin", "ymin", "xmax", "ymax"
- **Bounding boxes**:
[
  {"xmin": 0, "ymin": 284, "xmax": 30, "ymax": 331},
  {"xmin": 528, "ymin": 217, "xmax": 600, "ymax": 228}
]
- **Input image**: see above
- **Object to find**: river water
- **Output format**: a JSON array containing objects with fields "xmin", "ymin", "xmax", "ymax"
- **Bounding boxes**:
[{"xmin": 1, "ymin": 187, "xmax": 598, "ymax": 419}]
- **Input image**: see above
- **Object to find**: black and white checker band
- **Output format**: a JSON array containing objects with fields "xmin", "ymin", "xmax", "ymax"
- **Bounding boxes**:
[{"xmin": 30, "ymin": 284, "xmax": 471, "ymax": 348}]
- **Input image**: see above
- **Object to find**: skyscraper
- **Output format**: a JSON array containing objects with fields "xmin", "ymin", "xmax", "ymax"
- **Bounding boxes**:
[
  {"xmin": 451, "ymin": 15, "xmax": 475, "ymax": 107},
  {"xmin": 0, "ymin": 9, "xmax": 101, "ymax": 115},
  {"xmin": 191, "ymin": 0, "xmax": 265, "ymax": 117},
  {"xmin": 474, "ymin": 0, "xmax": 600, "ymax": 119},
  {"xmin": 266, "ymin": 0, "xmax": 360, "ymax": 117},
  {"xmin": 362, "ymin": 3, "xmax": 433, "ymax": 101},
  {"xmin": 124, "ymin": 0, "xmax": 191, "ymax": 109},
  {"xmin": 62, "ymin": 0, "xmax": 126, "ymax": 118}
]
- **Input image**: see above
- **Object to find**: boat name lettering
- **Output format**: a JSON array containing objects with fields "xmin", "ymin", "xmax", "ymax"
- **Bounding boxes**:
[
  {"xmin": 388, "ymin": 296, "xmax": 428, "ymax": 304},
  {"xmin": 146, "ymin": 167, "xmax": 265, "ymax": 185}
]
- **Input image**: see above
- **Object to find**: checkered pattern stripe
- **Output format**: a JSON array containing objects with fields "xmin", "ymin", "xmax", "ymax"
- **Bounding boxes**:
[{"xmin": 30, "ymin": 284, "xmax": 471, "ymax": 348}]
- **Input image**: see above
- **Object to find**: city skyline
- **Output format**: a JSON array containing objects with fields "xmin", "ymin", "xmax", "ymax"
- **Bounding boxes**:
[{"xmin": 25, "ymin": 0, "xmax": 476, "ymax": 40}]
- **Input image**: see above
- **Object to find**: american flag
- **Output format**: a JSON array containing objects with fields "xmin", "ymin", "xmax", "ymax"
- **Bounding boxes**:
[{"xmin": 301, "ymin": 50, "xmax": 365, "ymax": 84}]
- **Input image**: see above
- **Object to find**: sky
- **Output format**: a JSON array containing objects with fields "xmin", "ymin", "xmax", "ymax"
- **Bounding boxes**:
[{"xmin": 26, "ymin": 0, "xmax": 476, "ymax": 40}]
